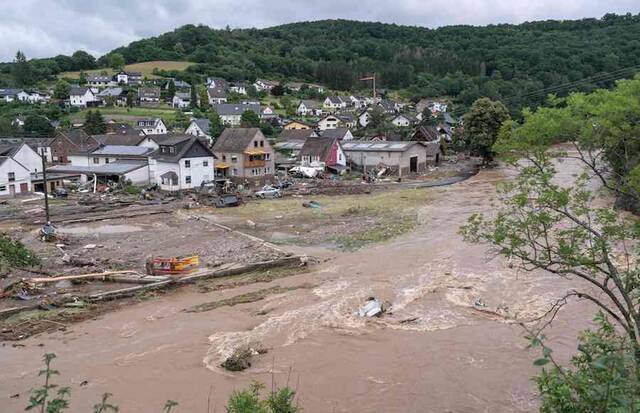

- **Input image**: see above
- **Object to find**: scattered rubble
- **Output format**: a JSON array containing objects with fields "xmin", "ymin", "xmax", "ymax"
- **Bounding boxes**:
[{"xmin": 221, "ymin": 343, "xmax": 268, "ymax": 371}]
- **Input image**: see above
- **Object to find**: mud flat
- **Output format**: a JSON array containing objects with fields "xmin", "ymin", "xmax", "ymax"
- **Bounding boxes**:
[{"xmin": 0, "ymin": 159, "xmax": 597, "ymax": 412}]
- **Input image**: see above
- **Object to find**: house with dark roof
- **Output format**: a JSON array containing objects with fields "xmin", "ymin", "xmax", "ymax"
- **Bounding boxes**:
[
  {"xmin": 69, "ymin": 87, "xmax": 98, "ymax": 107},
  {"xmin": 185, "ymin": 118, "xmax": 212, "ymax": 144},
  {"xmin": 172, "ymin": 92, "xmax": 192, "ymax": 109},
  {"xmin": 296, "ymin": 100, "xmax": 323, "ymax": 117},
  {"xmin": 279, "ymin": 129, "xmax": 318, "ymax": 142},
  {"xmin": 323, "ymin": 96, "xmax": 347, "ymax": 112},
  {"xmin": 150, "ymin": 135, "xmax": 215, "ymax": 191},
  {"xmin": 298, "ymin": 136, "xmax": 347, "ymax": 170},
  {"xmin": 320, "ymin": 128, "xmax": 354, "ymax": 141},
  {"xmin": 138, "ymin": 87, "xmax": 161, "ymax": 106},
  {"xmin": 212, "ymin": 128, "xmax": 274, "ymax": 182},
  {"xmin": 212, "ymin": 103, "xmax": 261, "ymax": 126},
  {"xmin": 133, "ymin": 118, "xmax": 167, "ymax": 135},
  {"xmin": 49, "ymin": 129, "xmax": 100, "ymax": 163},
  {"xmin": 0, "ymin": 89, "xmax": 29, "ymax": 103},
  {"xmin": 87, "ymin": 75, "xmax": 116, "ymax": 88}
]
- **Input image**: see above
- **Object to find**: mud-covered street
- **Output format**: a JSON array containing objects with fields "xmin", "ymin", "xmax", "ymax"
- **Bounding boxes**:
[{"xmin": 0, "ymin": 158, "xmax": 596, "ymax": 412}]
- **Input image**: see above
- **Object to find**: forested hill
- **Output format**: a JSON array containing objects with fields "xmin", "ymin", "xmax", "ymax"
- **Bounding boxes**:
[
  {"xmin": 3, "ymin": 14, "xmax": 640, "ymax": 113},
  {"xmin": 105, "ymin": 14, "xmax": 640, "ymax": 109}
]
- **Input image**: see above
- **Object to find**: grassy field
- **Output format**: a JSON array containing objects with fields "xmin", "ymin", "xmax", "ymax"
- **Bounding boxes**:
[
  {"xmin": 68, "ymin": 106, "xmax": 181, "ymax": 124},
  {"xmin": 58, "ymin": 61, "xmax": 194, "ymax": 80}
]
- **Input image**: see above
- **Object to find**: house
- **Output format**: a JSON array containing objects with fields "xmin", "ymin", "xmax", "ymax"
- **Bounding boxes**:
[
  {"xmin": 320, "ymin": 128, "xmax": 354, "ymax": 141},
  {"xmin": 377, "ymin": 99, "xmax": 400, "ymax": 114},
  {"xmin": 48, "ymin": 161, "xmax": 150, "ymax": 187},
  {"xmin": 357, "ymin": 109, "xmax": 370, "ymax": 128},
  {"xmin": 207, "ymin": 86, "xmax": 228, "ymax": 105},
  {"xmin": 0, "ymin": 156, "xmax": 31, "ymax": 196},
  {"xmin": 185, "ymin": 118, "xmax": 212, "ymax": 143},
  {"xmin": 278, "ymin": 129, "xmax": 318, "ymax": 142},
  {"xmin": 336, "ymin": 113, "xmax": 357, "ymax": 129},
  {"xmin": 298, "ymin": 136, "xmax": 347, "ymax": 170},
  {"xmin": 97, "ymin": 87, "xmax": 126, "ymax": 106},
  {"xmin": 0, "ymin": 89, "xmax": 29, "ymax": 103},
  {"xmin": 87, "ymin": 75, "xmax": 116, "ymax": 88},
  {"xmin": 0, "ymin": 142, "xmax": 43, "ymax": 174},
  {"xmin": 18, "ymin": 138, "xmax": 54, "ymax": 163},
  {"xmin": 172, "ymin": 92, "xmax": 192, "ymax": 109},
  {"xmin": 411, "ymin": 125, "xmax": 440, "ymax": 142},
  {"xmin": 254, "ymin": 79, "xmax": 276, "ymax": 92},
  {"xmin": 296, "ymin": 100, "xmax": 323, "ymax": 117},
  {"xmin": 323, "ymin": 96, "xmax": 346, "ymax": 112},
  {"xmin": 212, "ymin": 128, "xmax": 274, "ymax": 182},
  {"xmin": 49, "ymin": 129, "xmax": 100, "ymax": 163},
  {"xmin": 165, "ymin": 79, "xmax": 191, "ymax": 91},
  {"xmin": 342, "ymin": 141, "xmax": 433, "ymax": 175},
  {"xmin": 68, "ymin": 145, "xmax": 155, "ymax": 168},
  {"xmin": 149, "ymin": 135, "xmax": 215, "ymax": 191},
  {"xmin": 26, "ymin": 91, "xmax": 50, "ymax": 104},
  {"xmin": 69, "ymin": 87, "xmax": 98, "ymax": 107},
  {"xmin": 260, "ymin": 106, "xmax": 278, "ymax": 122},
  {"xmin": 115, "ymin": 71, "xmax": 143, "ymax": 85},
  {"xmin": 212, "ymin": 103, "xmax": 261, "ymax": 126},
  {"xmin": 133, "ymin": 118, "xmax": 167, "ymax": 135},
  {"xmin": 229, "ymin": 81, "xmax": 248, "ymax": 95},
  {"xmin": 138, "ymin": 87, "xmax": 161, "ymax": 106},
  {"xmin": 316, "ymin": 115, "xmax": 342, "ymax": 131},
  {"xmin": 349, "ymin": 95, "xmax": 369, "ymax": 109},
  {"xmin": 284, "ymin": 120, "xmax": 313, "ymax": 130},
  {"xmin": 391, "ymin": 114, "xmax": 416, "ymax": 128}
]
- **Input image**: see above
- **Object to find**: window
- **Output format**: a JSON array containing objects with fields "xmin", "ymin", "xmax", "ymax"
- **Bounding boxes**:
[
  {"xmin": 185, "ymin": 176, "xmax": 191, "ymax": 184},
  {"xmin": 203, "ymin": 161, "xmax": 208, "ymax": 167},
  {"xmin": 265, "ymin": 153, "xmax": 271, "ymax": 160},
  {"xmin": 232, "ymin": 168, "xmax": 238, "ymax": 176},
  {"xmin": 93, "ymin": 158, "xmax": 99, "ymax": 164},
  {"xmin": 105, "ymin": 158, "xmax": 110, "ymax": 164},
  {"xmin": 260, "ymin": 140, "xmax": 264, "ymax": 147},
  {"xmin": 222, "ymin": 155, "xmax": 226, "ymax": 161},
  {"xmin": 254, "ymin": 141, "xmax": 258, "ymax": 147},
  {"xmin": 169, "ymin": 147, "xmax": 175, "ymax": 154},
  {"xmin": 0, "ymin": 186, "xmax": 5, "ymax": 192},
  {"xmin": 7, "ymin": 172, "xmax": 15, "ymax": 182},
  {"xmin": 185, "ymin": 160, "xmax": 191, "ymax": 168},
  {"xmin": 231, "ymin": 155, "xmax": 237, "ymax": 163}
]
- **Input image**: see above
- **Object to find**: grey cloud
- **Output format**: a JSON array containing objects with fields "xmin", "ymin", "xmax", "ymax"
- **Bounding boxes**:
[{"xmin": 1, "ymin": 0, "xmax": 639, "ymax": 61}]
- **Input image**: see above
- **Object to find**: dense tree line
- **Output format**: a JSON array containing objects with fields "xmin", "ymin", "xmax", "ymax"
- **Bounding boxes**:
[{"xmin": 2, "ymin": 14, "xmax": 640, "ymax": 115}]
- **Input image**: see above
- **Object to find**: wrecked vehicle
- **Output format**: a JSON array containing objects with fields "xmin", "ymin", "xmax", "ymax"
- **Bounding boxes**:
[
  {"xmin": 358, "ymin": 297, "xmax": 383, "ymax": 317},
  {"xmin": 215, "ymin": 194, "xmax": 241, "ymax": 208},
  {"xmin": 254, "ymin": 185, "xmax": 283, "ymax": 199}
]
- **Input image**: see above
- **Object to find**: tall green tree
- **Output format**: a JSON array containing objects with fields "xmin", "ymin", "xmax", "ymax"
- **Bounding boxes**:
[
  {"xmin": 83, "ymin": 110, "xmax": 106, "ymax": 135},
  {"xmin": 208, "ymin": 110, "xmax": 224, "ymax": 138},
  {"xmin": 198, "ymin": 85, "xmax": 209, "ymax": 109},
  {"xmin": 240, "ymin": 110, "xmax": 260, "ymax": 128},
  {"xmin": 462, "ymin": 98, "xmax": 509, "ymax": 163},
  {"xmin": 166, "ymin": 80, "xmax": 176, "ymax": 101},
  {"xmin": 12, "ymin": 51, "xmax": 34, "ymax": 87},
  {"xmin": 53, "ymin": 80, "xmax": 71, "ymax": 100},
  {"xmin": 23, "ymin": 115, "xmax": 54, "ymax": 136},
  {"xmin": 190, "ymin": 84, "xmax": 199, "ymax": 109},
  {"xmin": 108, "ymin": 53, "xmax": 125, "ymax": 71}
]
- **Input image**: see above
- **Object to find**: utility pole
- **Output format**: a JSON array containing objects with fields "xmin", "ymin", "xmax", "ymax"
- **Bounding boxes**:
[
  {"xmin": 41, "ymin": 152, "xmax": 50, "ymax": 224},
  {"xmin": 359, "ymin": 74, "xmax": 376, "ymax": 102}
]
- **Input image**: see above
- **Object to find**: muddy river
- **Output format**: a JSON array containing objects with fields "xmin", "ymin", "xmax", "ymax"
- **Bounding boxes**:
[{"xmin": 1, "ymin": 160, "xmax": 597, "ymax": 412}]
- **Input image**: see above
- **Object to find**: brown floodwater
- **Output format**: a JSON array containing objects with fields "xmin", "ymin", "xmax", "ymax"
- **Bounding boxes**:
[{"xmin": 1, "ymin": 158, "xmax": 597, "ymax": 412}]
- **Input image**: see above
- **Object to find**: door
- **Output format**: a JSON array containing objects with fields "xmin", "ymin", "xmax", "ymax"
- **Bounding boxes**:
[
  {"xmin": 9, "ymin": 185, "xmax": 15, "ymax": 196},
  {"xmin": 409, "ymin": 156, "xmax": 418, "ymax": 173},
  {"xmin": 20, "ymin": 183, "xmax": 28, "ymax": 193}
]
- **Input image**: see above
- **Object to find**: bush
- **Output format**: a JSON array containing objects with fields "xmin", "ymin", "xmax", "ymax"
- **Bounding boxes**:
[{"xmin": 0, "ymin": 234, "xmax": 40, "ymax": 274}]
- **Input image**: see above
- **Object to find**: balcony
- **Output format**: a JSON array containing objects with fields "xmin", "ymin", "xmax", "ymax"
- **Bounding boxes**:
[{"xmin": 244, "ymin": 159, "xmax": 266, "ymax": 168}]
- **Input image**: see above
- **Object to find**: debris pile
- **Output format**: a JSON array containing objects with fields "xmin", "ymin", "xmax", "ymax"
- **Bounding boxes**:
[{"xmin": 221, "ymin": 343, "xmax": 268, "ymax": 371}]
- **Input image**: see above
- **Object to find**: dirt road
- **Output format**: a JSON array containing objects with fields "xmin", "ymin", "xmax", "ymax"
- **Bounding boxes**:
[{"xmin": 0, "ymin": 160, "xmax": 595, "ymax": 412}]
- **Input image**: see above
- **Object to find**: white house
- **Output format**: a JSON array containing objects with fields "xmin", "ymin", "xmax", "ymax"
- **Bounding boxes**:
[
  {"xmin": 185, "ymin": 119, "xmax": 212, "ymax": 144},
  {"xmin": 133, "ymin": 118, "xmax": 167, "ymax": 135},
  {"xmin": 69, "ymin": 87, "xmax": 97, "ymax": 107},
  {"xmin": 149, "ymin": 136, "xmax": 215, "ymax": 191},
  {"xmin": 0, "ymin": 156, "xmax": 31, "ymax": 196},
  {"xmin": 87, "ymin": 75, "xmax": 116, "ymax": 88},
  {"xmin": 296, "ymin": 100, "xmax": 323, "ymax": 117},
  {"xmin": 323, "ymin": 96, "xmax": 347, "ymax": 112},
  {"xmin": 115, "ymin": 71, "xmax": 143, "ymax": 85},
  {"xmin": 357, "ymin": 110, "xmax": 370, "ymax": 128},
  {"xmin": 229, "ymin": 82, "xmax": 247, "ymax": 95},
  {"xmin": 316, "ymin": 115, "xmax": 342, "ymax": 131},
  {"xmin": 254, "ymin": 79, "xmax": 276, "ymax": 92},
  {"xmin": 212, "ymin": 103, "xmax": 261, "ymax": 126},
  {"xmin": 0, "ymin": 89, "xmax": 29, "ymax": 103},
  {"xmin": 172, "ymin": 92, "xmax": 192, "ymax": 109},
  {"xmin": 5, "ymin": 143, "xmax": 42, "ymax": 174},
  {"xmin": 391, "ymin": 114, "xmax": 416, "ymax": 128},
  {"xmin": 207, "ymin": 86, "xmax": 228, "ymax": 105}
]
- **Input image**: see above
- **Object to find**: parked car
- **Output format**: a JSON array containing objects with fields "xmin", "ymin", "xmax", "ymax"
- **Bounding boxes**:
[
  {"xmin": 215, "ymin": 194, "xmax": 241, "ymax": 208},
  {"xmin": 276, "ymin": 180, "xmax": 293, "ymax": 189},
  {"xmin": 51, "ymin": 187, "xmax": 68, "ymax": 198},
  {"xmin": 254, "ymin": 185, "xmax": 282, "ymax": 199}
]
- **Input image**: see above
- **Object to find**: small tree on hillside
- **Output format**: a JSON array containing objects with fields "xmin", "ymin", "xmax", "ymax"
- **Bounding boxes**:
[
  {"xmin": 190, "ymin": 84, "xmax": 199, "ymax": 109},
  {"xmin": 53, "ymin": 80, "xmax": 71, "ymax": 100},
  {"xmin": 166, "ymin": 80, "xmax": 176, "ymax": 101},
  {"xmin": 198, "ymin": 85, "xmax": 209, "ymax": 110},
  {"xmin": 208, "ymin": 110, "xmax": 224, "ymax": 139},
  {"xmin": 108, "ymin": 53, "xmax": 125, "ymax": 71}
]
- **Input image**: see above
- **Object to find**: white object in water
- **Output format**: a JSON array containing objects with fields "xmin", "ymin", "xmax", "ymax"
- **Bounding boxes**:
[{"xmin": 358, "ymin": 297, "xmax": 383, "ymax": 317}]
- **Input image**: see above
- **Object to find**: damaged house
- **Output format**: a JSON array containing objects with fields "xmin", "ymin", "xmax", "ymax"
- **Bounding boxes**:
[
  {"xmin": 342, "ymin": 141, "xmax": 436, "ymax": 176},
  {"xmin": 149, "ymin": 135, "xmax": 215, "ymax": 191},
  {"xmin": 298, "ymin": 136, "xmax": 347, "ymax": 173}
]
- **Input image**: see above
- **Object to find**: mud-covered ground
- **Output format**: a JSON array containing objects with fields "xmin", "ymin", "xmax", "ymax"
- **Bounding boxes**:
[{"xmin": 0, "ymin": 156, "xmax": 601, "ymax": 412}]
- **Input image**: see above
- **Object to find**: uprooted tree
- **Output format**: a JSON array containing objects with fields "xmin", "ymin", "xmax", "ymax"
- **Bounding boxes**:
[{"xmin": 460, "ymin": 78, "xmax": 640, "ymax": 411}]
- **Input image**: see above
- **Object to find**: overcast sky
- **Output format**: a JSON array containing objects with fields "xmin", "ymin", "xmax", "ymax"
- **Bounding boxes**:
[{"xmin": 1, "ymin": 0, "xmax": 639, "ymax": 62}]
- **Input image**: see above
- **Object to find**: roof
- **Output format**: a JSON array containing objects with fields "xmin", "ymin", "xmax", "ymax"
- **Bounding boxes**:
[
  {"xmin": 279, "ymin": 129, "xmax": 316, "ymax": 141},
  {"xmin": 207, "ymin": 86, "xmax": 227, "ymax": 99},
  {"xmin": 342, "ymin": 141, "xmax": 420, "ymax": 152},
  {"xmin": 413, "ymin": 126, "xmax": 440, "ymax": 142},
  {"xmin": 47, "ymin": 160, "xmax": 147, "ymax": 176},
  {"xmin": 97, "ymin": 87, "xmax": 123, "ymax": 97},
  {"xmin": 155, "ymin": 134, "xmax": 193, "ymax": 146},
  {"xmin": 0, "ymin": 89, "xmax": 25, "ymax": 97},
  {"xmin": 90, "ymin": 145, "xmax": 155, "ymax": 157},
  {"xmin": 213, "ymin": 128, "xmax": 262, "ymax": 153},
  {"xmin": 299, "ymin": 137, "xmax": 337, "ymax": 160},
  {"xmin": 134, "ymin": 118, "xmax": 163, "ymax": 129},
  {"xmin": 138, "ymin": 87, "xmax": 160, "ymax": 98},
  {"xmin": 326, "ymin": 96, "xmax": 343, "ymax": 105},
  {"xmin": 175, "ymin": 92, "xmax": 191, "ymax": 100},
  {"xmin": 274, "ymin": 141, "xmax": 305, "ymax": 150},
  {"xmin": 88, "ymin": 75, "xmax": 113, "ymax": 82},
  {"xmin": 92, "ymin": 133, "xmax": 146, "ymax": 147},
  {"xmin": 69, "ymin": 87, "xmax": 91, "ymax": 96},
  {"xmin": 299, "ymin": 100, "xmax": 321, "ymax": 109},
  {"xmin": 152, "ymin": 136, "xmax": 214, "ymax": 163},
  {"xmin": 191, "ymin": 118, "xmax": 211, "ymax": 135},
  {"xmin": 212, "ymin": 103, "xmax": 260, "ymax": 116},
  {"xmin": 320, "ymin": 128, "xmax": 350, "ymax": 140}
]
